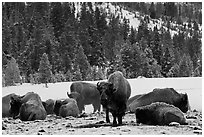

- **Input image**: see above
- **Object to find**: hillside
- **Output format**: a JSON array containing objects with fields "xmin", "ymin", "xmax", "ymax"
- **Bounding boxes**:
[{"xmin": 2, "ymin": 2, "xmax": 202, "ymax": 87}]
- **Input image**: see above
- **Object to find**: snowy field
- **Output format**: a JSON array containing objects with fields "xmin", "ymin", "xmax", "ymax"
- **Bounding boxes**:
[{"xmin": 2, "ymin": 77, "xmax": 202, "ymax": 112}]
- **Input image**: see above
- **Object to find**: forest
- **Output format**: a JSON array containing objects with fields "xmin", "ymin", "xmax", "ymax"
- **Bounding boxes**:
[{"xmin": 2, "ymin": 2, "xmax": 202, "ymax": 86}]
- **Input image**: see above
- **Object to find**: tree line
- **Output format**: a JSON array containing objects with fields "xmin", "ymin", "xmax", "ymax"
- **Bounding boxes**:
[{"xmin": 2, "ymin": 2, "xmax": 202, "ymax": 86}]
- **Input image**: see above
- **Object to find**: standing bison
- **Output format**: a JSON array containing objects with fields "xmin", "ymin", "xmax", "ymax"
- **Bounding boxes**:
[
  {"xmin": 128, "ymin": 88, "xmax": 190, "ymax": 113},
  {"xmin": 9, "ymin": 92, "xmax": 46, "ymax": 121},
  {"xmin": 97, "ymin": 71, "xmax": 131, "ymax": 126},
  {"xmin": 135, "ymin": 102, "xmax": 187, "ymax": 125},
  {"xmin": 67, "ymin": 82, "xmax": 101, "ymax": 113}
]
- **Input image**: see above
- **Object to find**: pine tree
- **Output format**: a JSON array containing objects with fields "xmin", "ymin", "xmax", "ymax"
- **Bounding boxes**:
[
  {"xmin": 38, "ymin": 53, "xmax": 52, "ymax": 88},
  {"xmin": 4, "ymin": 55, "xmax": 21, "ymax": 86},
  {"xmin": 129, "ymin": 27, "xmax": 137, "ymax": 44},
  {"xmin": 151, "ymin": 26, "xmax": 162, "ymax": 65},
  {"xmin": 75, "ymin": 44, "xmax": 91, "ymax": 80},
  {"xmin": 167, "ymin": 63, "xmax": 180, "ymax": 77},
  {"xmin": 161, "ymin": 47, "xmax": 173, "ymax": 77},
  {"xmin": 121, "ymin": 17, "xmax": 130, "ymax": 41},
  {"xmin": 155, "ymin": 2, "xmax": 164, "ymax": 19},
  {"xmin": 178, "ymin": 54, "xmax": 194, "ymax": 77},
  {"xmin": 149, "ymin": 2, "xmax": 156, "ymax": 19},
  {"xmin": 50, "ymin": 2, "xmax": 64, "ymax": 41},
  {"xmin": 72, "ymin": 64, "xmax": 83, "ymax": 81}
]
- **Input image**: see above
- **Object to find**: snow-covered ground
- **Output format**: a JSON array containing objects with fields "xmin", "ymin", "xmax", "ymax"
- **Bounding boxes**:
[{"xmin": 2, "ymin": 77, "xmax": 202, "ymax": 112}]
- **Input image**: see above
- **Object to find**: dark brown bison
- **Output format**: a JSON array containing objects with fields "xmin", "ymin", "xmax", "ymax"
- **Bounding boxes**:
[
  {"xmin": 128, "ymin": 88, "xmax": 190, "ymax": 113},
  {"xmin": 53, "ymin": 99, "xmax": 68, "ymax": 116},
  {"xmin": 9, "ymin": 92, "xmax": 46, "ymax": 121},
  {"xmin": 97, "ymin": 71, "xmax": 131, "ymax": 126},
  {"xmin": 127, "ymin": 94, "xmax": 144, "ymax": 107},
  {"xmin": 135, "ymin": 102, "xmax": 187, "ymax": 125},
  {"xmin": 2, "ymin": 93, "xmax": 19, "ymax": 117},
  {"xmin": 51, "ymin": 98, "xmax": 79, "ymax": 117},
  {"xmin": 67, "ymin": 82, "xmax": 101, "ymax": 113},
  {"xmin": 42, "ymin": 99, "xmax": 55, "ymax": 115},
  {"xmin": 59, "ymin": 99, "xmax": 79, "ymax": 118}
]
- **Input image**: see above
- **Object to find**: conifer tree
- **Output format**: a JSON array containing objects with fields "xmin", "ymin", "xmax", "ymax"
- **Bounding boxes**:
[
  {"xmin": 38, "ymin": 53, "xmax": 52, "ymax": 88},
  {"xmin": 4, "ymin": 54, "xmax": 21, "ymax": 86},
  {"xmin": 75, "ymin": 44, "xmax": 91, "ymax": 80},
  {"xmin": 72, "ymin": 64, "xmax": 83, "ymax": 81},
  {"xmin": 178, "ymin": 54, "xmax": 194, "ymax": 77},
  {"xmin": 149, "ymin": 2, "xmax": 156, "ymax": 19}
]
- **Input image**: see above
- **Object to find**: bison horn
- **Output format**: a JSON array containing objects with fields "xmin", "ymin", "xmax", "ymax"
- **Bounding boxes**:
[
  {"xmin": 67, "ymin": 92, "xmax": 70, "ymax": 97},
  {"xmin": 97, "ymin": 82, "xmax": 100, "ymax": 87}
]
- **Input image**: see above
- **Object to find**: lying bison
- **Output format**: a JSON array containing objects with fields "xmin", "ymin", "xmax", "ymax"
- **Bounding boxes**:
[
  {"xmin": 135, "ymin": 102, "xmax": 187, "ymax": 125},
  {"xmin": 97, "ymin": 71, "xmax": 131, "ymax": 126},
  {"xmin": 9, "ymin": 92, "xmax": 46, "ymax": 121},
  {"xmin": 53, "ymin": 98, "xmax": 79, "ymax": 117},
  {"xmin": 2, "ymin": 93, "xmax": 19, "ymax": 117},
  {"xmin": 67, "ymin": 82, "xmax": 101, "ymax": 113},
  {"xmin": 127, "ymin": 94, "xmax": 144, "ymax": 107},
  {"xmin": 42, "ymin": 99, "xmax": 56, "ymax": 115},
  {"xmin": 128, "ymin": 88, "xmax": 190, "ymax": 113},
  {"xmin": 59, "ymin": 99, "xmax": 79, "ymax": 118}
]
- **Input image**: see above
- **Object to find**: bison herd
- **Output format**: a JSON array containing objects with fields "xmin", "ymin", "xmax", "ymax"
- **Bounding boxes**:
[{"xmin": 2, "ymin": 71, "xmax": 190, "ymax": 127}]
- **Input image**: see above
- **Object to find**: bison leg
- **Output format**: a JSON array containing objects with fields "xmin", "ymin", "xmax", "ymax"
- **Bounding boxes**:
[
  {"xmin": 93, "ymin": 102, "xmax": 101, "ymax": 113},
  {"xmin": 118, "ymin": 115, "xmax": 123, "ymax": 125},
  {"xmin": 106, "ymin": 109, "xmax": 110, "ymax": 123},
  {"xmin": 78, "ymin": 103, "xmax": 85, "ymax": 114},
  {"xmin": 112, "ymin": 113, "xmax": 117, "ymax": 126}
]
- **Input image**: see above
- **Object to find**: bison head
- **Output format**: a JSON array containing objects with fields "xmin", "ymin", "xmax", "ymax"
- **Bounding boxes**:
[
  {"xmin": 67, "ymin": 92, "xmax": 80, "ymax": 101},
  {"xmin": 9, "ymin": 95, "xmax": 22, "ymax": 119},
  {"xmin": 53, "ymin": 100, "xmax": 63, "ymax": 116},
  {"xmin": 135, "ymin": 107, "xmax": 154, "ymax": 125},
  {"xmin": 176, "ymin": 93, "xmax": 190, "ymax": 113},
  {"xmin": 97, "ymin": 82, "xmax": 116, "ymax": 106}
]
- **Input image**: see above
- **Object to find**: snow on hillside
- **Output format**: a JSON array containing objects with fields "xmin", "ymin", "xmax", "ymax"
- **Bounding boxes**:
[
  {"xmin": 95, "ymin": 2, "xmax": 200, "ymax": 38},
  {"xmin": 73, "ymin": 2, "xmax": 201, "ymax": 39},
  {"xmin": 2, "ymin": 77, "xmax": 202, "ymax": 112}
]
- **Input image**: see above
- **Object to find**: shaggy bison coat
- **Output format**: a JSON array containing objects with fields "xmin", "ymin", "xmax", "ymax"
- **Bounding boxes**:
[
  {"xmin": 135, "ymin": 102, "xmax": 187, "ymax": 125},
  {"xmin": 53, "ymin": 98, "xmax": 79, "ymax": 117},
  {"xmin": 97, "ymin": 71, "xmax": 131, "ymax": 126},
  {"xmin": 2, "ymin": 93, "xmax": 19, "ymax": 117},
  {"xmin": 128, "ymin": 88, "xmax": 190, "ymax": 113},
  {"xmin": 9, "ymin": 92, "xmax": 46, "ymax": 121},
  {"xmin": 127, "ymin": 94, "xmax": 144, "ymax": 107},
  {"xmin": 59, "ymin": 99, "xmax": 79, "ymax": 118},
  {"xmin": 42, "ymin": 99, "xmax": 56, "ymax": 115},
  {"xmin": 67, "ymin": 82, "xmax": 101, "ymax": 113}
]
